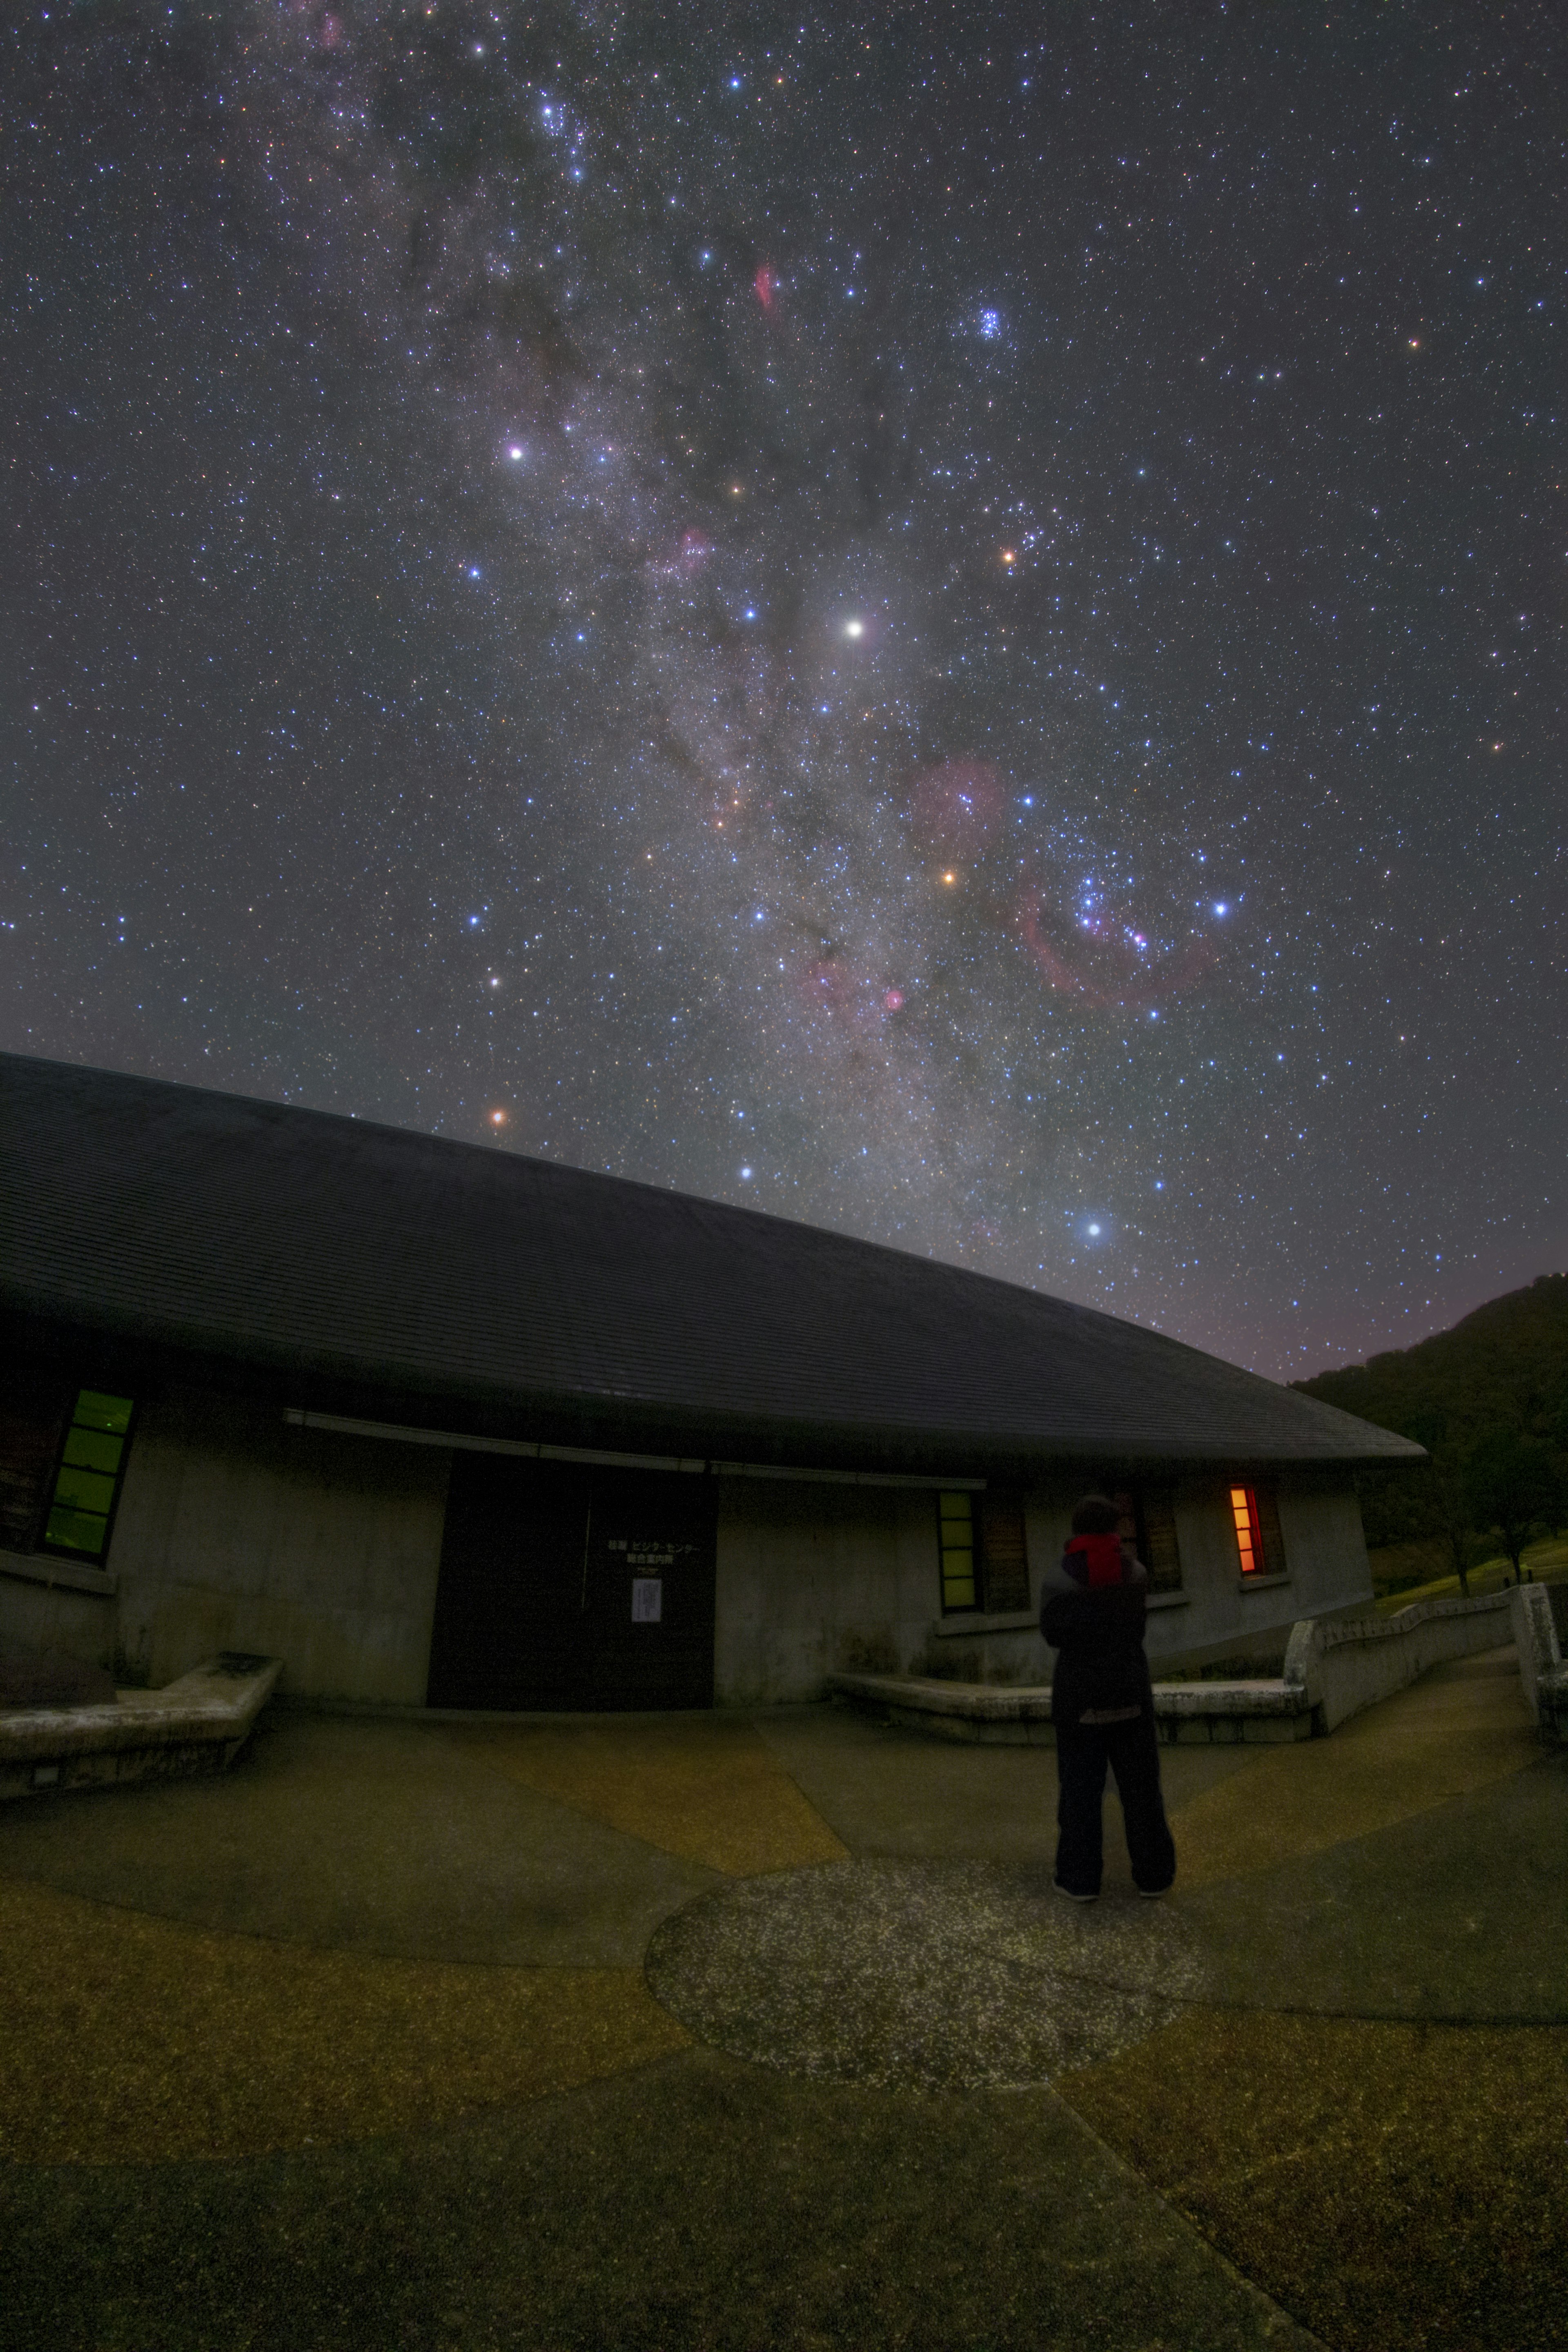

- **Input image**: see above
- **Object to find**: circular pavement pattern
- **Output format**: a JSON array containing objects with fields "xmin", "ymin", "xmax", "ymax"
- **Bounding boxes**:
[{"xmin": 644, "ymin": 1858, "xmax": 1216, "ymax": 2091}]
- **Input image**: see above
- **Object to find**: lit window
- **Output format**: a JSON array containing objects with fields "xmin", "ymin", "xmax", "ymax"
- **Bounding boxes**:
[
  {"xmin": 938, "ymin": 1492, "xmax": 1030, "ymax": 1612},
  {"xmin": 1229, "ymin": 1486, "xmax": 1287, "ymax": 1578},
  {"xmin": 938, "ymin": 1491, "xmax": 978, "ymax": 1610},
  {"xmin": 43, "ymin": 1391, "xmax": 134, "ymax": 1560}
]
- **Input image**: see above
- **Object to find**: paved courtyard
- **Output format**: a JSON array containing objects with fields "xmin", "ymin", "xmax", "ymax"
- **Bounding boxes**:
[{"xmin": 1, "ymin": 1644, "xmax": 1563, "ymax": 2352}]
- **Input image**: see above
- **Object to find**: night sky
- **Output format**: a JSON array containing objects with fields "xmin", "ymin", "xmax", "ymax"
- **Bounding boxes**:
[{"xmin": 5, "ymin": 3, "xmax": 1562, "ymax": 1382}]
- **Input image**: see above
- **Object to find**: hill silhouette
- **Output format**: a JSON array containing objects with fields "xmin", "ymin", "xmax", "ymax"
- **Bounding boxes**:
[
  {"xmin": 1293, "ymin": 1272, "xmax": 1568, "ymax": 1450},
  {"xmin": 1292, "ymin": 1272, "xmax": 1568, "ymax": 1561}
]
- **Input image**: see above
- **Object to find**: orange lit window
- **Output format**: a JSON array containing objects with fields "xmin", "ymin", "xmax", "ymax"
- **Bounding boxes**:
[{"xmin": 1230, "ymin": 1486, "xmax": 1263, "ymax": 1577}]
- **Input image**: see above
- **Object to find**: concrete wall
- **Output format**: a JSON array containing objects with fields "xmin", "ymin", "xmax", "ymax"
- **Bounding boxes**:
[
  {"xmin": 719, "ymin": 1468, "xmax": 1382, "ymax": 1693},
  {"xmin": 716, "ymin": 1473, "xmax": 1375, "ymax": 1703},
  {"xmin": 715, "ymin": 1479, "xmax": 940, "ymax": 1705},
  {"xmin": 0, "ymin": 1564, "xmax": 118, "ymax": 1677},
  {"xmin": 4, "ymin": 1393, "xmax": 1376, "ymax": 1712},
  {"xmin": 1287, "ymin": 1589, "xmax": 1516, "ymax": 1732},
  {"xmin": 1142, "ymin": 1484, "xmax": 1374, "ymax": 1673},
  {"xmin": 1510, "ymin": 1580, "xmax": 1568, "ymax": 1741},
  {"xmin": 105, "ymin": 1388, "xmax": 450, "ymax": 1702}
]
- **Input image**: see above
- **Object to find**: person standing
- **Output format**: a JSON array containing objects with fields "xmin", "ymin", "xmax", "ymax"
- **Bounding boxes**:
[{"xmin": 1040, "ymin": 1492, "xmax": 1176, "ymax": 1902}]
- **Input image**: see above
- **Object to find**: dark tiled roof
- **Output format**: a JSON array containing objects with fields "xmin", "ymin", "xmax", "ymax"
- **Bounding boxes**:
[{"xmin": 0, "ymin": 1053, "xmax": 1421, "ymax": 1470}]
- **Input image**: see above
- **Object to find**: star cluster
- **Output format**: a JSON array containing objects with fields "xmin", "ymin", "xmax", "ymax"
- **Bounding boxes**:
[{"xmin": 4, "ymin": 2, "xmax": 1561, "ymax": 1376}]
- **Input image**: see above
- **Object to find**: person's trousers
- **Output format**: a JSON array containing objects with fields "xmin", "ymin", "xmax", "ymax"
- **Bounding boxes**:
[{"xmin": 1054, "ymin": 1710, "xmax": 1176, "ymax": 1896}]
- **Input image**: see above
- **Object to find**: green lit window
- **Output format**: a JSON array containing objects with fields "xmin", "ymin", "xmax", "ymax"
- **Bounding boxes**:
[
  {"xmin": 938, "ymin": 1491, "xmax": 978, "ymax": 1612},
  {"xmin": 43, "ymin": 1391, "xmax": 134, "ymax": 1561}
]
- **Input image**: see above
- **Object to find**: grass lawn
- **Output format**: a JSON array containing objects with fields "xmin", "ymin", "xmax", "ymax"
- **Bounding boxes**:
[{"xmin": 1373, "ymin": 1534, "xmax": 1568, "ymax": 1616}]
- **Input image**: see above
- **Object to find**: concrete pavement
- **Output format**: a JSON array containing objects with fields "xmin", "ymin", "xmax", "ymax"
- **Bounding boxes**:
[{"xmin": 0, "ymin": 1644, "xmax": 1562, "ymax": 2351}]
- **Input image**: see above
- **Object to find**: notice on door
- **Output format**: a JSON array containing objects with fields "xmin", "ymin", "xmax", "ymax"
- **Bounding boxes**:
[{"xmin": 630, "ymin": 1577, "xmax": 663, "ymax": 1623}]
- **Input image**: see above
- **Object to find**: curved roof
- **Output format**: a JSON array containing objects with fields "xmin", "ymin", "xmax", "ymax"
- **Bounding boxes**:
[{"xmin": 0, "ymin": 1053, "xmax": 1421, "ymax": 1471}]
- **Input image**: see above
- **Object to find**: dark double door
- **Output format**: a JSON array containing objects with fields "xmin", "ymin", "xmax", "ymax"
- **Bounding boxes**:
[{"xmin": 426, "ymin": 1454, "xmax": 716, "ymax": 1711}]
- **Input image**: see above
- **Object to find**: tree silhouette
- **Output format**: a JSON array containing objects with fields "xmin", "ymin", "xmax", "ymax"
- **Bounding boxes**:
[
  {"xmin": 1462, "ymin": 1428, "xmax": 1562, "ymax": 1582},
  {"xmin": 1405, "ymin": 1411, "xmax": 1476, "ymax": 1597}
]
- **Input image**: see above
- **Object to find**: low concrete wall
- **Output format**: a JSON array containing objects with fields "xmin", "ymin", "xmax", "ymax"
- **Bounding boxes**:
[
  {"xmin": 831, "ymin": 1589, "xmax": 1522, "ymax": 1746},
  {"xmin": 830, "ymin": 1674, "xmax": 1058, "ymax": 1746},
  {"xmin": 1509, "ymin": 1582, "xmax": 1568, "ymax": 1742},
  {"xmin": 828, "ymin": 1670, "xmax": 1318, "ymax": 1746},
  {"xmin": 0, "ymin": 1653, "xmax": 282, "ymax": 1801},
  {"xmin": 1283, "ymin": 1590, "xmax": 1514, "ymax": 1733}
]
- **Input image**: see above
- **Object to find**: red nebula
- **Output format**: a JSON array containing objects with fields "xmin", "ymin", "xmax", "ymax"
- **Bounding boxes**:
[
  {"xmin": 883, "ymin": 988, "xmax": 904, "ymax": 1011},
  {"xmin": 753, "ymin": 265, "xmax": 777, "ymax": 310},
  {"xmin": 907, "ymin": 758, "xmax": 1004, "ymax": 858},
  {"xmin": 1016, "ymin": 889, "xmax": 1218, "ymax": 1011}
]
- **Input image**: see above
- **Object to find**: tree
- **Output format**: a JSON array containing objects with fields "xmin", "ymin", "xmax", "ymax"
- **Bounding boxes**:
[
  {"xmin": 1462, "ymin": 1428, "xmax": 1563, "ymax": 1581},
  {"xmin": 1405, "ymin": 1412, "xmax": 1478, "ymax": 1597}
]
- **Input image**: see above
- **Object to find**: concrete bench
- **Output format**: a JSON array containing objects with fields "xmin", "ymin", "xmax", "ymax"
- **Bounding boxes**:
[
  {"xmin": 827, "ymin": 1671, "xmax": 1317, "ymax": 1746},
  {"xmin": 0, "ymin": 1653, "xmax": 283, "ymax": 1801},
  {"xmin": 830, "ymin": 1589, "xmax": 1524, "ymax": 1746}
]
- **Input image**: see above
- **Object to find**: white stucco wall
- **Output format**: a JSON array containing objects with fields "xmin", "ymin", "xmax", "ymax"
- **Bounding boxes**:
[{"xmin": 105, "ymin": 1388, "xmax": 450, "ymax": 1702}]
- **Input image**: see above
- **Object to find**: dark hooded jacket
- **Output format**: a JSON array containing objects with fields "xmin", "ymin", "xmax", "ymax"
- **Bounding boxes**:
[{"xmin": 1039, "ymin": 1532, "xmax": 1155, "ymax": 1733}]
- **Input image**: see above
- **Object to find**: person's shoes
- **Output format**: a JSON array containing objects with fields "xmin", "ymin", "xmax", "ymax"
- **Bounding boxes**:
[
  {"xmin": 1054, "ymin": 1880, "xmax": 1098, "ymax": 1902},
  {"xmin": 1137, "ymin": 1886, "xmax": 1169, "ymax": 1899}
]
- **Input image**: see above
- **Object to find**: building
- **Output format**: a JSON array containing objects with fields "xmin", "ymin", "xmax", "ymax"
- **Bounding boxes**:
[{"xmin": 0, "ymin": 1053, "xmax": 1422, "ymax": 1710}]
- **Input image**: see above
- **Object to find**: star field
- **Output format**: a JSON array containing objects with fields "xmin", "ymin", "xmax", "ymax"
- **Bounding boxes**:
[{"xmin": 4, "ymin": 2, "xmax": 1562, "ymax": 1378}]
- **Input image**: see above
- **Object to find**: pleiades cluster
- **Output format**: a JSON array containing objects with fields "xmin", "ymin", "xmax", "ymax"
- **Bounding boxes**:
[{"xmin": 4, "ymin": 2, "xmax": 1559, "ymax": 1376}]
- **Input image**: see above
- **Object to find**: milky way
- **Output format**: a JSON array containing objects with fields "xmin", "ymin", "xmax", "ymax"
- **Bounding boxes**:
[{"xmin": 4, "ymin": 3, "xmax": 1562, "ymax": 1376}]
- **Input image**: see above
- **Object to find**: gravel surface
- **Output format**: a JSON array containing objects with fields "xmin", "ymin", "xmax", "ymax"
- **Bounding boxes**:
[{"xmin": 645, "ymin": 1856, "xmax": 1213, "ymax": 2089}]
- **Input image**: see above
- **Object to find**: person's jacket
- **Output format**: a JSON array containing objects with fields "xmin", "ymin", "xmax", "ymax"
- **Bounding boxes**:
[{"xmin": 1039, "ymin": 1533, "xmax": 1154, "ymax": 1731}]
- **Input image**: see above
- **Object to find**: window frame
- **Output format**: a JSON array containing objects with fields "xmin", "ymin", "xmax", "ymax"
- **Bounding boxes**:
[
  {"xmin": 40, "ymin": 1389, "xmax": 137, "ymax": 1565},
  {"xmin": 1228, "ymin": 1484, "xmax": 1287, "ymax": 1582},
  {"xmin": 936, "ymin": 1490, "xmax": 980, "ymax": 1613},
  {"xmin": 935, "ymin": 1489, "xmax": 1031, "ymax": 1616},
  {"xmin": 976, "ymin": 1491, "xmax": 1030, "ymax": 1613},
  {"xmin": 1106, "ymin": 1484, "xmax": 1184, "ymax": 1594}
]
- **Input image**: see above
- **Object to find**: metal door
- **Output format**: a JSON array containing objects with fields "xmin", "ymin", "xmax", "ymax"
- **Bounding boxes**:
[{"xmin": 426, "ymin": 1454, "xmax": 715, "ymax": 1711}]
